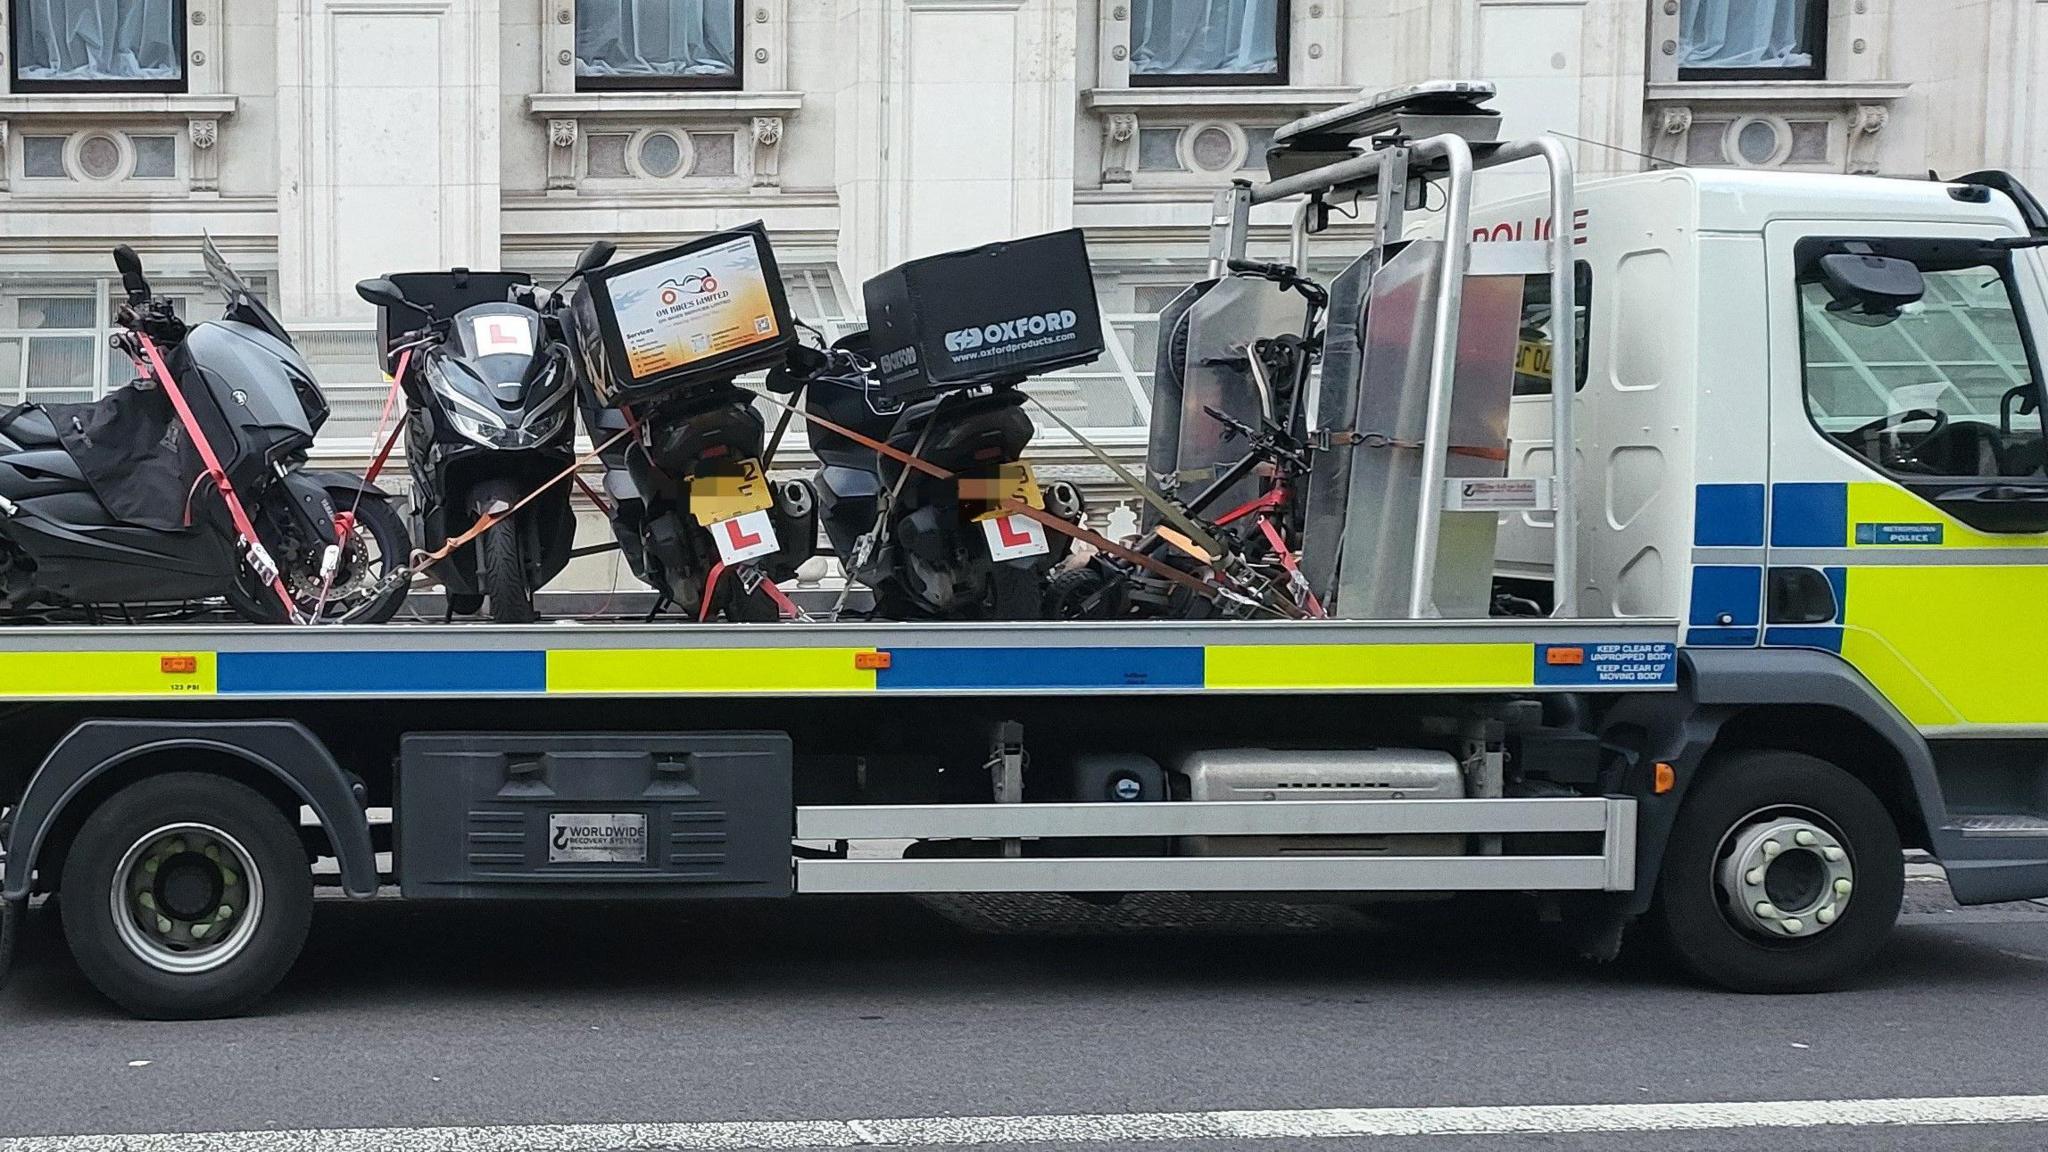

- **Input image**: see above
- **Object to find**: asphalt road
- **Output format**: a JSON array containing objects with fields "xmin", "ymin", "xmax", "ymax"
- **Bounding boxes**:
[{"xmin": 2, "ymin": 880, "xmax": 2047, "ymax": 1150}]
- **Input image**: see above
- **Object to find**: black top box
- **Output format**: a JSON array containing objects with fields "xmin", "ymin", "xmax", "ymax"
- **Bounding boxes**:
[
  {"xmin": 569, "ymin": 223, "xmax": 795, "ymax": 408},
  {"xmin": 863, "ymin": 229, "xmax": 1104, "ymax": 399},
  {"xmin": 373, "ymin": 269, "xmax": 532, "ymax": 374}
]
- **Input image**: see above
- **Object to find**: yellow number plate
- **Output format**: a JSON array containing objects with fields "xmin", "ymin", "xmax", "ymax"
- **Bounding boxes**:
[
  {"xmin": 690, "ymin": 457, "xmax": 775, "ymax": 524},
  {"xmin": 959, "ymin": 461, "xmax": 1044, "ymax": 522},
  {"xmin": 1515, "ymin": 339, "xmax": 1553, "ymax": 381}
]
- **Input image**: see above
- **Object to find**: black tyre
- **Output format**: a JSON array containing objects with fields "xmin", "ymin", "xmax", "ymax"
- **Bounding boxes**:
[
  {"xmin": 329, "ymin": 492, "xmax": 411, "ymax": 624},
  {"xmin": 478, "ymin": 506, "xmax": 537, "ymax": 624},
  {"xmin": 60, "ymin": 773, "xmax": 313, "ymax": 1019},
  {"xmin": 1044, "ymin": 563, "xmax": 1123, "ymax": 620},
  {"xmin": 988, "ymin": 561, "xmax": 1047, "ymax": 621},
  {"xmin": 1654, "ymin": 750, "xmax": 1903, "ymax": 993}
]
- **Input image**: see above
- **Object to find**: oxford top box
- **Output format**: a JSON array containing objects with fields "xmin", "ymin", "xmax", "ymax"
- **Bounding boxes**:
[
  {"xmin": 863, "ymin": 229, "xmax": 1105, "ymax": 399},
  {"xmin": 569, "ymin": 223, "xmax": 796, "ymax": 407}
]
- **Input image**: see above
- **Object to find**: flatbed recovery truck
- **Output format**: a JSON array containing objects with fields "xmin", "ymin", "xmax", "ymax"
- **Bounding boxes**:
[{"xmin": 6, "ymin": 82, "xmax": 2048, "ymax": 1018}]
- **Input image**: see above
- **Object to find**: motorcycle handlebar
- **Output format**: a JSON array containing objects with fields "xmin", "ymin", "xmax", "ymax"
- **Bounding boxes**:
[{"xmin": 1226, "ymin": 258, "xmax": 1329, "ymax": 309}]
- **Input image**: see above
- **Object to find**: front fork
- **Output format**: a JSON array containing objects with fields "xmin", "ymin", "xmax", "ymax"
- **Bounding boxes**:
[{"xmin": 267, "ymin": 468, "xmax": 345, "ymax": 587}]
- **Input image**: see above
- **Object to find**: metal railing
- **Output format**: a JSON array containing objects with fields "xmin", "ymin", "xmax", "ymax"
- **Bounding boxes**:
[{"xmin": 1213, "ymin": 128, "xmax": 1582, "ymax": 619}]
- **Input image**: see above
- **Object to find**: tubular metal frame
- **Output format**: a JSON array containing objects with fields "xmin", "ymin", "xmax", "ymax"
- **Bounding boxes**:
[{"xmin": 1215, "ymin": 130, "xmax": 1580, "ymax": 620}]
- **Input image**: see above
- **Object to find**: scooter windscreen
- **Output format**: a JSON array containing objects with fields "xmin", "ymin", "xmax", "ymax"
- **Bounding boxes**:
[{"xmin": 202, "ymin": 233, "xmax": 296, "ymax": 350}]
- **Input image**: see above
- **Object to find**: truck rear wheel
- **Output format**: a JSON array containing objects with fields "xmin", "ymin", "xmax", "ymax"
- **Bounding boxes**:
[
  {"xmin": 59, "ymin": 773, "xmax": 312, "ymax": 1019},
  {"xmin": 1655, "ymin": 750, "xmax": 1903, "ymax": 993}
]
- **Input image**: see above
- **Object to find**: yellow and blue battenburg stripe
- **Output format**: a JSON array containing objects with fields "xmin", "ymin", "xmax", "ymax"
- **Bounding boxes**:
[
  {"xmin": 1691, "ymin": 480, "xmax": 2048, "ymax": 728},
  {"xmin": 0, "ymin": 637, "xmax": 1677, "ymax": 699}
]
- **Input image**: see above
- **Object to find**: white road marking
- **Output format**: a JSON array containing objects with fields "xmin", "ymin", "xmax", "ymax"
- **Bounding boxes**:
[{"xmin": 5, "ymin": 1095, "xmax": 2048, "ymax": 1151}]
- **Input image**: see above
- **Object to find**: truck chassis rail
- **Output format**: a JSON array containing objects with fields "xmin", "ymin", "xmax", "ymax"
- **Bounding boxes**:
[
  {"xmin": 0, "ymin": 618, "xmax": 1680, "ymax": 700},
  {"xmin": 796, "ymin": 797, "xmax": 1638, "ymax": 893}
]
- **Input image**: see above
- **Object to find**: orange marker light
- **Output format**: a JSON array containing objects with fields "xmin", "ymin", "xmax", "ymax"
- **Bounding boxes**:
[
  {"xmin": 1545, "ymin": 646, "xmax": 1585, "ymax": 666},
  {"xmin": 855, "ymin": 651, "xmax": 892, "ymax": 671},
  {"xmin": 1653, "ymin": 761, "xmax": 1676, "ymax": 794},
  {"xmin": 160, "ymin": 655, "xmax": 198, "ymax": 675}
]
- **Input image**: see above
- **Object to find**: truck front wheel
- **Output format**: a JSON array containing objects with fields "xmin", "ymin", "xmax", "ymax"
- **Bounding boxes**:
[
  {"xmin": 1655, "ymin": 750, "xmax": 1903, "ymax": 993},
  {"xmin": 60, "ymin": 773, "xmax": 313, "ymax": 1019}
]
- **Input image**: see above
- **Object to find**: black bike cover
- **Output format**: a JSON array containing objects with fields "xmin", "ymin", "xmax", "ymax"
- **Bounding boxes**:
[{"xmin": 43, "ymin": 385, "xmax": 205, "ymax": 531}]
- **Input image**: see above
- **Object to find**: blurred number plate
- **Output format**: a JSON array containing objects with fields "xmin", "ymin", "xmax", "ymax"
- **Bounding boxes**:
[
  {"xmin": 962, "ymin": 461, "xmax": 1044, "ymax": 523},
  {"xmin": 691, "ymin": 457, "xmax": 774, "ymax": 524}
]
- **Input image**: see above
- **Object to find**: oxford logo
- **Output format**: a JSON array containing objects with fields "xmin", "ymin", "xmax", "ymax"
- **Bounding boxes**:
[{"xmin": 943, "ymin": 310, "xmax": 1078, "ymax": 354}]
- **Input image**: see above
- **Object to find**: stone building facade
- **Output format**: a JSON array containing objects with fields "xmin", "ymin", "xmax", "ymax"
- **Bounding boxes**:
[{"xmin": 0, "ymin": 0, "xmax": 2037, "ymax": 591}]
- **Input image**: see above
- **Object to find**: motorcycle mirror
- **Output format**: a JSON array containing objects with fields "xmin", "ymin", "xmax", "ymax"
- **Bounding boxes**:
[
  {"xmin": 112, "ymin": 245, "xmax": 150, "ymax": 305},
  {"xmin": 568, "ymin": 240, "xmax": 616, "ymax": 281},
  {"xmin": 355, "ymin": 277, "xmax": 414, "ymax": 313}
]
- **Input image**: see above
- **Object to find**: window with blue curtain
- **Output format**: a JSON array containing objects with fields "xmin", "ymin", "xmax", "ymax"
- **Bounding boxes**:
[
  {"xmin": 1129, "ymin": 0, "xmax": 1286, "ymax": 86},
  {"xmin": 576, "ymin": 0, "xmax": 740, "ymax": 90},
  {"xmin": 11, "ymin": 0, "xmax": 185, "ymax": 90},
  {"xmin": 1679, "ymin": 0, "xmax": 1826, "ymax": 79}
]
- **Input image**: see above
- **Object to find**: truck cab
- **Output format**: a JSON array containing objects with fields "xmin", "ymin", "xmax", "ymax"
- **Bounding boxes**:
[{"xmin": 1495, "ymin": 167, "xmax": 2048, "ymax": 902}]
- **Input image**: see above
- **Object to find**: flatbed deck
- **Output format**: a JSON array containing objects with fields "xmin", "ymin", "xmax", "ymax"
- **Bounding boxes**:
[{"xmin": 0, "ymin": 618, "xmax": 1680, "ymax": 700}]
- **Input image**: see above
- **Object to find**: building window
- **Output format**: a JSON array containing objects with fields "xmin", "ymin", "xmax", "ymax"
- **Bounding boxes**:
[
  {"xmin": 10, "ymin": 0, "xmax": 187, "ymax": 92},
  {"xmin": 1129, "ymin": 0, "xmax": 1287, "ymax": 87},
  {"xmin": 1677, "ymin": 0, "xmax": 1825, "ymax": 81},
  {"xmin": 1797, "ymin": 238, "xmax": 2044, "ymax": 481},
  {"xmin": 575, "ymin": 0, "xmax": 741, "ymax": 91}
]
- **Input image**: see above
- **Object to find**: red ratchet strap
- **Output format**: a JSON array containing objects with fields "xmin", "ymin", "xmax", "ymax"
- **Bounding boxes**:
[
  {"xmin": 697, "ymin": 560, "xmax": 726, "ymax": 622},
  {"xmin": 1257, "ymin": 516, "xmax": 1325, "ymax": 619},
  {"xmin": 697, "ymin": 560, "xmax": 800, "ymax": 622},
  {"xmin": 314, "ymin": 349, "xmax": 410, "ymax": 617},
  {"xmin": 138, "ymin": 333, "xmax": 302, "ymax": 621},
  {"xmin": 411, "ymin": 426, "xmax": 633, "ymax": 569},
  {"xmin": 360, "ymin": 349, "xmax": 409, "ymax": 487},
  {"xmin": 746, "ymin": 392, "xmax": 1226, "ymax": 604}
]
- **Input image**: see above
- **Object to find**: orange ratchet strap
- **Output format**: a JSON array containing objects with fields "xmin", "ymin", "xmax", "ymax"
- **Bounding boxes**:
[
  {"xmin": 750, "ymin": 389, "xmax": 1227, "ymax": 605},
  {"xmin": 410, "ymin": 426, "xmax": 632, "ymax": 569}
]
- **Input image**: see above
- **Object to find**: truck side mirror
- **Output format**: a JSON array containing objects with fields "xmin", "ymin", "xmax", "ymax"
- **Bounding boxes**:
[
  {"xmin": 355, "ymin": 277, "xmax": 412, "ymax": 312},
  {"xmin": 1818, "ymin": 252, "xmax": 1924, "ymax": 321}
]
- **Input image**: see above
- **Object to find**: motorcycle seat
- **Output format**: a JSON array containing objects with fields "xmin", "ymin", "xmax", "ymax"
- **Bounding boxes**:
[
  {"xmin": 884, "ymin": 389, "xmax": 1027, "ymax": 453},
  {"xmin": 0, "ymin": 405, "xmax": 62, "ymax": 448}
]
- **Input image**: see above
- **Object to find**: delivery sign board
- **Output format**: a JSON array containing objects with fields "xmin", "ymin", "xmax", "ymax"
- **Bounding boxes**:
[{"xmin": 570, "ymin": 222, "xmax": 795, "ymax": 406}]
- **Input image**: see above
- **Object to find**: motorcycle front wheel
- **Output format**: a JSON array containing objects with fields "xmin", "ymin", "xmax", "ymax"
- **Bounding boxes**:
[
  {"xmin": 225, "ymin": 490, "xmax": 411, "ymax": 625},
  {"xmin": 478, "ymin": 510, "xmax": 536, "ymax": 623}
]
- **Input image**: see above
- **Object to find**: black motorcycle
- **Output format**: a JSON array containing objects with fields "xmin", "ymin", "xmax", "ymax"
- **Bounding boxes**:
[
  {"xmin": 784, "ymin": 331, "xmax": 1085, "ymax": 620},
  {"xmin": 355, "ymin": 243, "xmax": 614, "ymax": 622},
  {"xmin": 575, "ymin": 370, "xmax": 819, "ymax": 621},
  {"xmin": 0, "ymin": 241, "xmax": 409, "ymax": 623}
]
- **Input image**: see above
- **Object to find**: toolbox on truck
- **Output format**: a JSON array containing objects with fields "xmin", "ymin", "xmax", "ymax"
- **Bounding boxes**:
[
  {"xmin": 568, "ymin": 222, "xmax": 796, "ymax": 407},
  {"xmin": 397, "ymin": 731, "xmax": 794, "ymax": 899},
  {"xmin": 863, "ymin": 228, "xmax": 1105, "ymax": 399}
]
